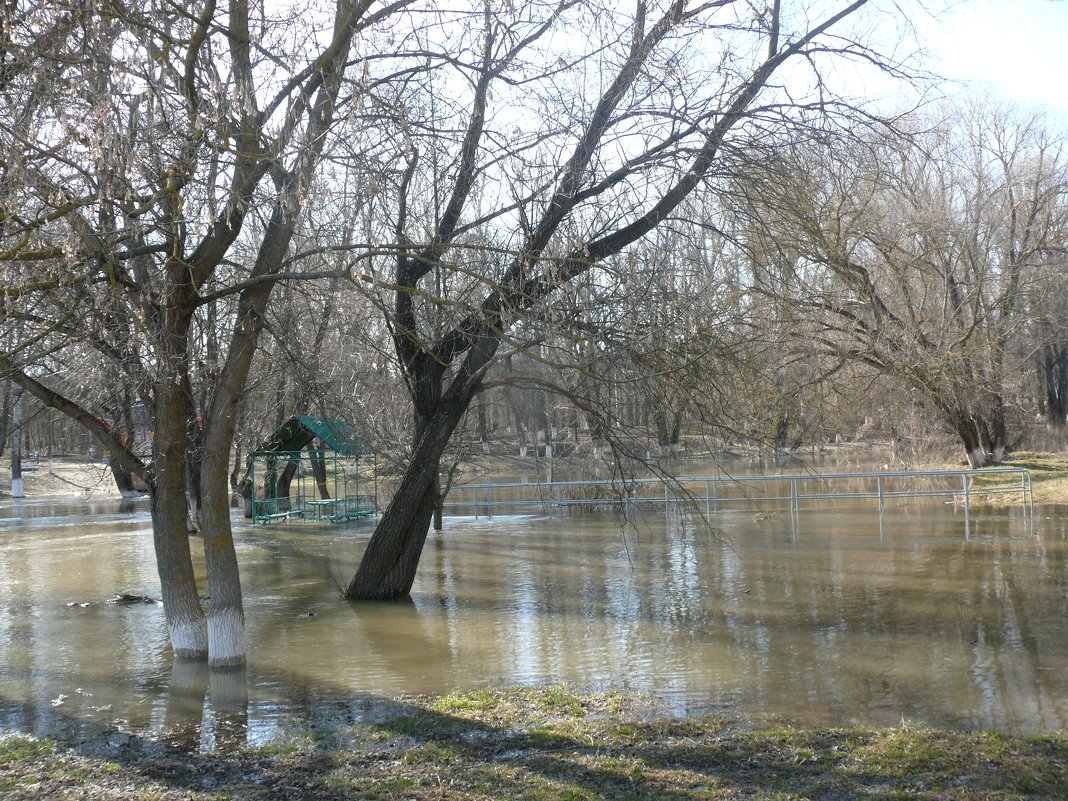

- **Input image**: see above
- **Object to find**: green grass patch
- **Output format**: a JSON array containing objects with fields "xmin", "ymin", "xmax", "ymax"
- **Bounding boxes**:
[
  {"xmin": 373, "ymin": 711, "xmax": 480, "ymax": 740},
  {"xmin": 0, "ymin": 735, "xmax": 61, "ymax": 762},
  {"xmin": 2, "ymin": 694, "xmax": 1066, "ymax": 800},
  {"xmin": 431, "ymin": 686, "xmax": 595, "ymax": 722},
  {"xmin": 996, "ymin": 451, "xmax": 1068, "ymax": 505},
  {"xmin": 238, "ymin": 741, "xmax": 302, "ymax": 758}
]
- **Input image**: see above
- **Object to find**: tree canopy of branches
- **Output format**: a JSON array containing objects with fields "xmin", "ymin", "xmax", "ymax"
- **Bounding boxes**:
[
  {"xmin": 339, "ymin": 0, "xmax": 914, "ymax": 599},
  {"xmin": 2, "ymin": 0, "xmax": 938, "ymax": 632},
  {"xmin": 0, "ymin": 0, "xmax": 401, "ymax": 664},
  {"xmin": 741, "ymin": 103, "xmax": 1068, "ymax": 466}
]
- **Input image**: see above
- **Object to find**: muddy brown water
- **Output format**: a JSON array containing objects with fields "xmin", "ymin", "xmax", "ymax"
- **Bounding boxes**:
[{"xmin": 1, "ymin": 495, "xmax": 1065, "ymax": 749}]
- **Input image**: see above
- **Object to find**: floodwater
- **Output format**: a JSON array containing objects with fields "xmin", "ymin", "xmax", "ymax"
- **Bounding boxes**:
[{"xmin": 1, "ymin": 494, "xmax": 1066, "ymax": 750}]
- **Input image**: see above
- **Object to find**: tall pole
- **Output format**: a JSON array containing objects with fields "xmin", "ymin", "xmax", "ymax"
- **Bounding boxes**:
[{"xmin": 11, "ymin": 389, "xmax": 23, "ymax": 498}]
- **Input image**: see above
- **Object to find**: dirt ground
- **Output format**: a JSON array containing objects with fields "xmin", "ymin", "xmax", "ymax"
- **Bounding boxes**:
[{"xmin": 0, "ymin": 457, "xmax": 122, "ymax": 499}]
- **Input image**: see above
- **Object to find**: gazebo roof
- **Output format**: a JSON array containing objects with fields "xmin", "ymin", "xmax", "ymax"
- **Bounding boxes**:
[{"xmin": 254, "ymin": 415, "xmax": 373, "ymax": 456}]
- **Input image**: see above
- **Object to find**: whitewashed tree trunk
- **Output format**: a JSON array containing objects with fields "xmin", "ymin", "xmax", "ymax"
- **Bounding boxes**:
[
  {"xmin": 967, "ymin": 448, "xmax": 988, "ymax": 469},
  {"xmin": 199, "ymin": 450, "xmax": 246, "ymax": 669}
]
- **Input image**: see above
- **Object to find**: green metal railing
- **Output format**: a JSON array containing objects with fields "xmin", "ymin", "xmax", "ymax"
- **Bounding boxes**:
[{"xmin": 443, "ymin": 467, "xmax": 1034, "ymax": 519}]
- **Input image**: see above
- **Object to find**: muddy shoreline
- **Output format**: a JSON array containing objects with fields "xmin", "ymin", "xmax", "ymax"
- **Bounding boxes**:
[{"xmin": 2, "ymin": 689, "xmax": 1065, "ymax": 800}]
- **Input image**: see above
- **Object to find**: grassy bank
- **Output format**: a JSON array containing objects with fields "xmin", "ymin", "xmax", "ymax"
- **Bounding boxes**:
[
  {"xmin": 999, "ymin": 452, "xmax": 1068, "ymax": 506},
  {"xmin": 948, "ymin": 451, "xmax": 1068, "ymax": 507},
  {"xmin": 2, "ymin": 688, "xmax": 1065, "ymax": 800}
]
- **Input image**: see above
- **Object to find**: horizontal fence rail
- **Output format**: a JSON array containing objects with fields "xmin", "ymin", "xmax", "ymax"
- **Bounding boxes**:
[{"xmin": 443, "ymin": 467, "xmax": 1034, "ymax": 519}]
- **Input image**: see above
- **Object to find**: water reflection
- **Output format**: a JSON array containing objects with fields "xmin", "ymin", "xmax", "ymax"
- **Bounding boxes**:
[
  {"xmin": 1, "ymin": 496, "xmax": 1066, "ymax": 749},
  {"xmin": 150, "ymin": 663, "xmax": 251, "ymax": 752}
]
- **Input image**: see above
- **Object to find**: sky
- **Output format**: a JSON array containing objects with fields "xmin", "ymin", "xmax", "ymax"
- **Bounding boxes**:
[{"xmin": 918, "ymin": 0, "xmax": 1068, "ymax": 117}]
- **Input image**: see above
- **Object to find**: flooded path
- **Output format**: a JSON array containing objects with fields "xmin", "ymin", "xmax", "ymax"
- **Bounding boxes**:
[{"xmin": 1, "ymin": 496, "xmax": 1065, "ymax": 748}]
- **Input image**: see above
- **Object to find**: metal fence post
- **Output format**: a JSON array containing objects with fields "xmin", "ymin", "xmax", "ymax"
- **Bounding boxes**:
[{"xmin": 963, "ymin": 473, "xmax": 971, "ymax": 538}]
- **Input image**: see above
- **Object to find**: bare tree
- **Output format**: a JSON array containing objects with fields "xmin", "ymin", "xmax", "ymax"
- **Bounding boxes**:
[
  {"xmin": 1028, "ymin": 251, "xmax": 1068, "ymax": 431},
  {"xmin": 0, "ymin": 0, "xmax": 397, "ymax": 664},
  {"xmin": 342, "ymin": 0, "xmax": 912, "ymax": 599},
  {"xmin": 742, "ymin": 102, "xmax": 1068, "ymax": 466}
]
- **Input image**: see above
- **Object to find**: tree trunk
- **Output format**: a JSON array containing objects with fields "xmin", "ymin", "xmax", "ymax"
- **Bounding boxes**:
[
  {"xmin": 184, "ymin": 411, "xmax": 205, "ymax": 531},
  {"xmin": 654, "ymin": 406, "xmax": 683, "ymax": 454},
  {"xmin": 0, "ymin": 380, "xmax": 10, "ymax": 459},
  {"xmin": 275, "ymin": 460, "xmax": 299, "ymax": 509},
  {"xmin": 197, "ymin": 257, "xmax": 296, "ymax": 668},
  {"xmin": 345, "ymin": 458, "xmax": 440, "ymax": 599},
  {"xmin": 10, "ymin": 388, "xmax": 23, "ymax": 498},
  {"xmin": 198, "ymin": 458, "xmax": 246, "ymax": 669},
  {"xmin": 107, "ymin": 386, "xmax": 140, "ymax": 496},
  {"xmin": 511, "ymin": 403, "xmax": 527, "ymax": 456},
  {"xmin": 109, "ymin": 459, "xmax": 137, "ymax": 496},
  {"xmin": 230, "ymin": 443, "xmax": 244, "ymax": 504},
  {"xmin": 432, "ymin": 501, "xmax": 444, "ymax": 532},
  {"xmin": 432, "ymin": 473, "xmax": 445, "ymax": 532},
  {"xmin": 153, "ymin": 375, "xmax": 208, "ymax": 659},
  {"xmin": 1041, "ymin": 343, "xmax": 1068, "ymax": 427},
  {"xmin": 952, "ymin": 411, "xmax": 987, "ymax": 468},
  {"xmin": 1056, "ymin": 345, "xmax": 1068, "ymax": 425},
  {"xmin": 263, "ymin": 458, "xmax": 278, "ymax": 500},
  {"xmin": 198, "ymin": 290, "xmax": 264, "ymax": 667},
  {"xmin": 987, "ymin": 394, "xmax": 1008, "ymax": 463},
  {"xmin": 309, "ymin": 444, "xmax": 330, "ymax": 499},
  {"xmin": 477, "ymin": 399, "xmax": 489, "ymax": 454},
  {"xmin": 543, "ymin": 407, "xmax": 554, "ymax": 459},
  {"xmin": 345, "ymin": 388, "xmax": 468, "ymax": 600},
  {"xmin": 772, "ymin": 408, "xmax": 790, "ymax": 452}
]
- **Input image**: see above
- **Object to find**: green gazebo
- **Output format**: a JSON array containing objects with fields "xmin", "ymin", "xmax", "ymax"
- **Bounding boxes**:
[{"xmin": 249, "ymin": 415, "xmax": 377, "ymax": 524}]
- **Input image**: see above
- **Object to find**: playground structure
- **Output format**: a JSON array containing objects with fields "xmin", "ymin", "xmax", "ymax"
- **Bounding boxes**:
[{"xmin": 249, "ymin": 416, "xmax": 377, "ymax": 524}]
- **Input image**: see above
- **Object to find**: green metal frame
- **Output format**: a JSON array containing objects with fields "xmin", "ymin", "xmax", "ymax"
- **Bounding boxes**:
[{"xmin": 250, "ymin": 416, "xmax": 378, "ymax": 525}]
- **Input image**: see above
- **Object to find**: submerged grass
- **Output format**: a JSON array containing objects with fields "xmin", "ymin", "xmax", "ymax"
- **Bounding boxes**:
[{"xmin": 2, "ymin": 688, "xmax": 1066, "ymax": 800}]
